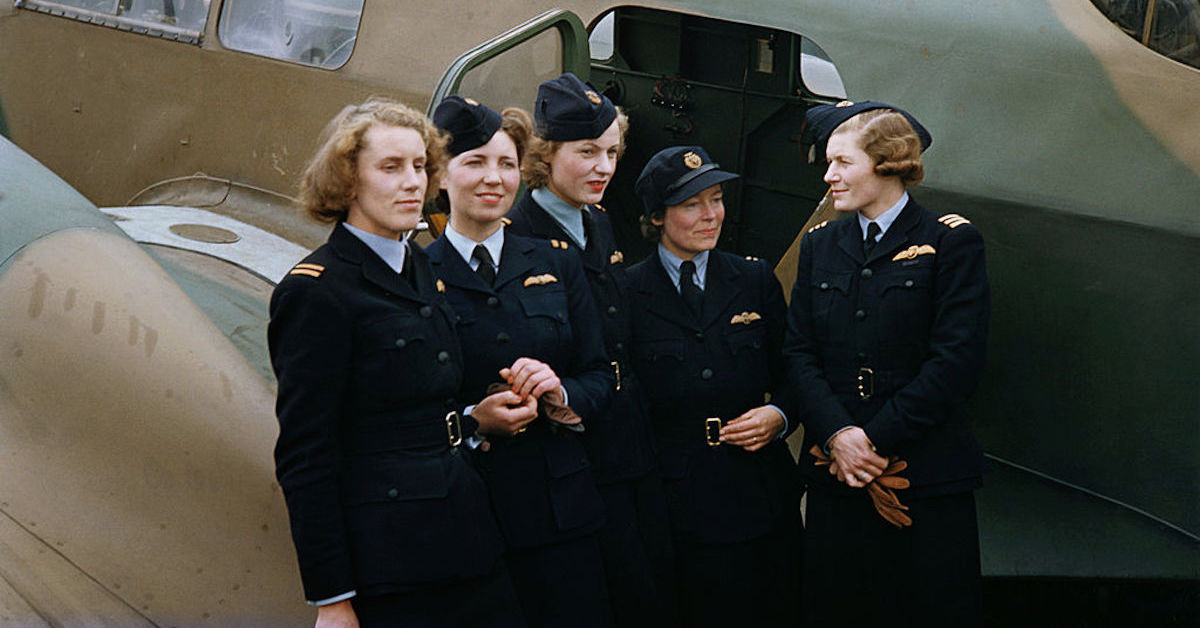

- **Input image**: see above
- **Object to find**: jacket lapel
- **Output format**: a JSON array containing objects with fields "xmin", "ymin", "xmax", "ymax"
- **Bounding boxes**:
[
  {"xmin": 835, "ymin": 216, "xmax": 866, "ymax": 265},
  {"xmin": 865, "ymin": 198, "xmax": 921, "ymax": 265},
  {"xmin": 517, "ymin": 193, "xmax": 605, "ymax": 272},
  {"xmin": 426, "ymin": 236, "xmax": 493, "ymax": 295},
  {"xmin": 493, "ymin": 235, "xmax": 537, "ymax": 290},
  {"xmin": 330, "ymin": 223, "xmax": 426, "ymax": 304},
  {"xmin": 635, "ymin": 256, "xmax": 700, "ymax": 330},
  {"xmin": 699, "ymin": 252, "xmax": 744, "ymax": 329}
]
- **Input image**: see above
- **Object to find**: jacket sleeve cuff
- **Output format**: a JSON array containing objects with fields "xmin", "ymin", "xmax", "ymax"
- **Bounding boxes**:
[{"xmin": 308, "ymin": 590, "xmax": 356, "ymax": 606}]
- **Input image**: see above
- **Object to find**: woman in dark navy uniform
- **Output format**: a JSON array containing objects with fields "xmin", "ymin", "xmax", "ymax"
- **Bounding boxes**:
[
  {"xmin": 269, "ymin": 99, "xmax": 529, "ymax": 627},
  {"xmin": 783, "ymin": 102, "xmax": 989, "ymax": 626},
  {"xmin": 625, "ymin": 146, "xmax": 803, "ymax": 628},
  {"xmin": 425, "ymin": 96, "xmax": 616, "ymax": 628},
  {"xmin": 504, "ymin": 73, "xmax": 677, "ymax": 628}
]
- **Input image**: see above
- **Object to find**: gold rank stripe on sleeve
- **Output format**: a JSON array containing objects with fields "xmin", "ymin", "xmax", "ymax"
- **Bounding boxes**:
[
  {"xmin": 523, "ymin": 274, "xmax": 559, "ymax": 287},
  {"xmin": 937, "ymin": 214, "xmax": 971, "ymax": 228},
  {"xmin": 892, "ymin": 244, "xmax": 937, "ymax": 261},
  {"xmin": 549, "ymin": 239, "xmax": 570, "ymax": 250},
  {"xmin": 730, "ymin": 311, "xmax": 763, "ymax": 325},
  {"xmin": 289, "ymin": 263, "xmax": 325, "ymax": 277},
  {"xmin": 807, "ymin": 220, "xmax": 830, "ymax": 234},
  {"xmin": 610, "ymin": 251, "xmax": 624, "ymax": 265}
]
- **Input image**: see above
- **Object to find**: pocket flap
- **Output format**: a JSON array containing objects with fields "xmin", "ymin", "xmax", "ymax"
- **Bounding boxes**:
[
  {"xmin": 343, "ymin": 454, "xmax": 449, "ymax": 505},
  {"xmin": 542, "ymin": 437, "xmax": 590, "ymax": 479}
]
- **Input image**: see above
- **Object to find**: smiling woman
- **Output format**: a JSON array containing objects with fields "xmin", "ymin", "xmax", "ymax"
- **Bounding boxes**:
[{"xmin": 269, "ymin": 98, "xmax": 527, "ymax": 627}]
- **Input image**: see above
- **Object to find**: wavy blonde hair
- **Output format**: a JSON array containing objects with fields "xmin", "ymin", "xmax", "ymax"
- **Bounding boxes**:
[
  {"xmin": 832, "ymin": 109, "xmax": 925, "ymax": 187},
  {"xmin": 299, "ymin": 98, "xmax": 449, "ymax": 223},
  {"xmin": 522, "ymin": 109, "xmax": 630, "ymax": 189}
]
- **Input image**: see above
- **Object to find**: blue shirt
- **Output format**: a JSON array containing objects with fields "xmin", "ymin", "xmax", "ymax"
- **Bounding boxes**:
[
  {"xmin": 532, "ymin": 186, "xmax": 587, "ymax": 248},
  {"xmin": 343, "ymin": 221, "xmax": 407, "ymax": 274},
  {"xmin": 656, "ymin": 245, "xmax": 710, "ymax": 292},
  {"xmin": 857, "ymin": 191, "xmax": 909, "ymax": 242},
  {"xmin": 443, "ymin": 223, "xmax": 505, "ymax": 270}
]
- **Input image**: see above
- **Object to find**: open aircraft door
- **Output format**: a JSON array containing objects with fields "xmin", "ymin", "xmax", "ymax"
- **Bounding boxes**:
[{"xmin": 425, "ymin": 7, "xmax": 846, "ymax": 277}]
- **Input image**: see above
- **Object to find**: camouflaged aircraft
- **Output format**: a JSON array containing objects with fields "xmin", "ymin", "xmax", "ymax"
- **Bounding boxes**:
[{"xmin": 0, "ymin": 0, "xmax": 1197, "ymax": 625}]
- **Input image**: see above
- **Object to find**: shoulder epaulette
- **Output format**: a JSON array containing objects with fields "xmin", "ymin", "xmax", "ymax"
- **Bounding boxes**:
[
  {"xmin": 594, "ymin": 204, "xmax": 607, "ymax": 213},
  {"xmin": 500, "ymin": 216, "xmax": 512, "ymax": 226},
  {"xmin": 807, "ymin": 220, "xmax": 830, "ymax": 234},
  {"xmin": 549, "ymin": 238, "xmax": 570, "ymax": 250},
  {"xmin": 288, "ymin": 263, "xmax": 324, "ymax": 278},
  {"xmin": 937, "ymin": 213, "xmax": 971, "ymax": 229}
]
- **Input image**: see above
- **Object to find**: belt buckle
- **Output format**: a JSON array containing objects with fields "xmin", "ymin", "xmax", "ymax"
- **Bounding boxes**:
[
  {"xmin": 445, "ymin": 411, "xmax": 463, "ymax": 447},
  {"xmin": 611, "ymin": 360, "xmax": 622, "ymax": 391},
  {"xmin": 704, "ymin": 417, "xmax": 722, "ymax": 447},
  {"xmin": 857, "ymin": 367, "xmax": 874, "ymax": 400}
]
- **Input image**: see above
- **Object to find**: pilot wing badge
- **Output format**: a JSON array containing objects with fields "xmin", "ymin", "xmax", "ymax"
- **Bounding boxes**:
[
  {"xmin": 892, "ymin": 245, "xmax": 936, "ymax": 261},
  {"xmin": 523, "ymin": 274, "xmax": 559, "ymax": 287},
  {"xmin": 730, "ymin": 311, "xmax": 763, "ymax": 325}
]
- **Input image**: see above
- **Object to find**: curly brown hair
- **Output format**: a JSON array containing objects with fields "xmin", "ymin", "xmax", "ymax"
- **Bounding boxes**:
[
  {"xmin": 832, "ymin": 109, "xmax": 925, "ymax": 187},
  {"xmin": 299, "ymin": 98, "xmax": 449, "ymax": 223},
  {"xmin": 522, "ymin": 109, "xmax": 630, "ymax": 189}
]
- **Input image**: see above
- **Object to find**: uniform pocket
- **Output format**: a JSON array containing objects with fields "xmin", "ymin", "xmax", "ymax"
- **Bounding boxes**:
[
  {"xmin": 724, "ymin": 320, "xmax": 766, "ymax": 355},
  {"xmin": 342, "ymin": 454, "xmax": 450, "ymax": 505}
]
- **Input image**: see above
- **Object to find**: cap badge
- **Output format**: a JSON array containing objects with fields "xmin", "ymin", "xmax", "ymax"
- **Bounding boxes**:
[
  {"xmin": 585, "ymin": 90, "xmax": 602, "ymax": 105},
  {"xmin": 835, "ymin": 100, "xmax": 855, "ymax": 108},
  {"xmin": 683, "ymin": 151, "xmax": 703, "ymax": 169},
  {"xmin": 464, "ymin": 97, "xmax": 479, "ymax": 106}
]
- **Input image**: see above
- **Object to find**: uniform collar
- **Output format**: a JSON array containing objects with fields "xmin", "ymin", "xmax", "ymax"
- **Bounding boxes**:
[
  {"xmin": 342, "ymin": 221, "xmax": 408, "ymax": 274},
  {"xmin": 531, "ymin": 186, "xmax": 587, "ymax": 248},
  {"xmin": 858, "ymin": 190, "xmax": 909, "ymax": 242},
  {"xmin": 656, "ymin": 244, "xmax": 710, "ymax": 291},
  {"xmin": 444, "ymin": 223, "xmax": 505, "ymax": 269}
]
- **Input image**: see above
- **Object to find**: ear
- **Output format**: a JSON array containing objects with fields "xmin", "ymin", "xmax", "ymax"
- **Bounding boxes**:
[{"xmin": 650, "ymin": 214, "xmax": 664, "ymax": 228}]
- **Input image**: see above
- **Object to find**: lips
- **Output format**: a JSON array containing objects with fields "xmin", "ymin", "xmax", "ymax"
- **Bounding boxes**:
[
  {"xmin": 477, "ymin": 192, "xmax": 505, "ymax": 205},
  {"xmin": 587, "ymin": 181, "xmax": 607, "ymax": 193}
]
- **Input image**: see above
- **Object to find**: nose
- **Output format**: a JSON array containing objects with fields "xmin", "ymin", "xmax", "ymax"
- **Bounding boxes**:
[
  {"xmin": 483, "ymin": 164, "xmax": 503, "ymax": 184},
  {"xmin": 823, "ymin": 165, "xmax": 838, "ymax": 184},
  {"xmin": 595, "ymin": 153, "xmax": 615, "ymax": 176},
  {"xmin": 401, "ymin": 164, "xmax": 423, "ymax": 190}
]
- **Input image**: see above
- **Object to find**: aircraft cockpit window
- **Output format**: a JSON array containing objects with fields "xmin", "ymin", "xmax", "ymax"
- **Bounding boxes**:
[
  {"xmin": 1090, "ymin": 0, "xmax": 1200, "ymax": 69},
  {"xmin": 218, "ymin": 0, "xmax": 364, "ymax": 69},
  {"xmin": 16, "ymin": 0, "xmax": 210, "ymax": 44},
  {"xmin": 800, "ymin": 39, "xmax": 848, "ymax": 99}
]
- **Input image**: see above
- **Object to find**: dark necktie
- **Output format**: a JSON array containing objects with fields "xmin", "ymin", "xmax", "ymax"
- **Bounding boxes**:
[
  {"xmin": 863, "ymin": 221, "xmax": 882, "ymax": 257},
  {"xmin": 679, "ymin": 260, "xmax": 702, "ymax": 316},
  {"xmin": 472, "ymin": 244, "xmax": 496, "ymax": 286}
]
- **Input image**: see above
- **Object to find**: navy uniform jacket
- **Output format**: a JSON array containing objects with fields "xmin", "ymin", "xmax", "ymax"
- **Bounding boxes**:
[
  {"xmin": 783, "ymin": 198, "xmax": 989, "ymax": 497},
  {"xmin": 626, "ymin": 249, "xmax": 800, "ymax": 545},
  {"xmin": 426, "ymin": 232, "xmax": 613, "ymax": 548},
  {"xmin": 269, "ymin": 223, "xmax": 504, "ymax": 602},
  {"xmin": 506, "ymin": 191, "xmax": 658, "ymax": 484}
]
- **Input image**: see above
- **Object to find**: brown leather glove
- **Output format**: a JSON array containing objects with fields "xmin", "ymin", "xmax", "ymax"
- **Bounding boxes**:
[
  {"xmin": 486, "ymin": 382, "xmax": 584, "ymax": 432},
  {"xmin": 809, "ymin": 444, "xmax": 913, "ymax": 528}
]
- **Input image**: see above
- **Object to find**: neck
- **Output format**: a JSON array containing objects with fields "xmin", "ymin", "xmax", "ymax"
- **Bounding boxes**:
[
  {"xmin": 859, "ymin": 184, "xmax": 906, "ymax": 221},
  {"xmin": 449, "ymin": 214, "xmax": 502, "ymax": 243},
  {"xmin": 543, "ymin": 182, "xmax": 584, "ymax": 210}
]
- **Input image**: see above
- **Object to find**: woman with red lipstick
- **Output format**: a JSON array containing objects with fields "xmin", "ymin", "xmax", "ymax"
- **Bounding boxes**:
[
  {"xmin": 505, "ymin": 73, "xmax": 678, "ymax": 628},
  {"xmin": 624, "ymin": 146, "xmax": 802, "ymax": 628},
  {"xmin": 269, "ymin": 98, "xmax": 528, "ymax": 627},
  {"xmin": 784, "ymin": 101, "xmax": 989, "ymax": 626},
  {"xmin": 425, "ymin": 96, "xmax": 616, "ymax": 628}
]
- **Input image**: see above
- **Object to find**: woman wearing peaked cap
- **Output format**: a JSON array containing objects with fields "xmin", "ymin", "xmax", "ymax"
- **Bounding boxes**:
[
  {"xmin": 784, "ymin": 100, "xmax": 989, "ymax": 626},
  {"xmin": 625, "ymin": 146, "xmax": 803, "ymax": 628},
  {"xmin": 269, "ymin": 98, "xmax": 528, "ymax": 627},
  {"xmin": 504, "ymin": 73, "xmax": 678, "ymax": 628},
  {"xmin": 425, "ymin": 95, "xmax": 617, "ymax": 628}
]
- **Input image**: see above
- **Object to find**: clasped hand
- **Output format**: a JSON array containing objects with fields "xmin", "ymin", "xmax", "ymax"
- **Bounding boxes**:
[
  {"xmin": 472, "ymin": 358, "xmax": 561, "ymax": 438},
  {"xmin": 828, "ymin": 427, "xmax": 888, "ymax": 487}
]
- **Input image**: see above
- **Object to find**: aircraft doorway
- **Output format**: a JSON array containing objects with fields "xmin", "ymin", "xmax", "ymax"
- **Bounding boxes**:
[{"xmin": 431, "ymin": 6, "xmax": 848, "ymax": 265}]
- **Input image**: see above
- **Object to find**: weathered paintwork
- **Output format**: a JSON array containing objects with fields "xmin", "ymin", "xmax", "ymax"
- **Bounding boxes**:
[{"xmin": 0, "ymin": 0, "xmax": 1196, "ymax": 623}]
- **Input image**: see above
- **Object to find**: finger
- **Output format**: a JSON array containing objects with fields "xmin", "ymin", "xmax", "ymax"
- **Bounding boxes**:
[
  {"xmin": 529, "ymin": 376, "xmax": 560, "ymax": 400},
  {"xmin": 498, "ymin": 367, "xmax": 512, "ymax": 382}
]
